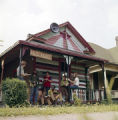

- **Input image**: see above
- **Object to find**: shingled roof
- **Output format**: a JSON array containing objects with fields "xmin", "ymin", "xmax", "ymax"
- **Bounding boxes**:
[{"xmin": 89, "ymin": 42, "xmax": 118, "ymax": 64}]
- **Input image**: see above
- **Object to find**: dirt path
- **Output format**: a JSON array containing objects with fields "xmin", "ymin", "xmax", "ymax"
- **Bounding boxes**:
[{"xmin": 0, "ymin": 112, "xmax": 118, "ymax": 120}]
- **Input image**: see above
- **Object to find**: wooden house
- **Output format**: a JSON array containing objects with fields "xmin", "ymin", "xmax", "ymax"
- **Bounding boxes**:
[{"xmin": 0, "ymin": 22, "xmax": 107, "ymax": 103}]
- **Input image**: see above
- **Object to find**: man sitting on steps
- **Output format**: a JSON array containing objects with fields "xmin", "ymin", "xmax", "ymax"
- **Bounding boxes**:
[{"xmin": 47, "ymin": 85, "xmax": 63, "ymax": 106}]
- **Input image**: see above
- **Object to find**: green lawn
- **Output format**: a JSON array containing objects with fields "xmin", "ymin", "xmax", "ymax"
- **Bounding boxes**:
[{"xmin": 0, "ymin": 104, "xmax": 118, "ymax": 117}]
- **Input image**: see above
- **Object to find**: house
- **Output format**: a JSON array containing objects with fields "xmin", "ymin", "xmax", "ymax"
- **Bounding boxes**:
[
  {"xmin": 0, "ymin": 22, "xmax": 107, "ymax": 103},
  {"xmin": 89, "ymin": 37, "xmax": 118, "ymax": 101}
]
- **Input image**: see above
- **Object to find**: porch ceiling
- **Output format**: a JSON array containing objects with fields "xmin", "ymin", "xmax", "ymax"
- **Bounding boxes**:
[{"xmin": 78, "ymin": 59, "xmax": 100, "ymax": 67}]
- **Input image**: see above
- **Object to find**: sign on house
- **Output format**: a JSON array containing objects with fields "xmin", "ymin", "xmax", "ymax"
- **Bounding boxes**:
[{"xmin": 30, "ymin": 49, "xmax": 52, "ymax": 60}]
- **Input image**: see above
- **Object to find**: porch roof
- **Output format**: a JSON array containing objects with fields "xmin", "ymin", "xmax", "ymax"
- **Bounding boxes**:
[
  {"xmin": 0, "ymin": 39, "xmax": 108, "ymax": 65},
  {"xmin": 0, "ymin": 40, "xmax": 107, "ymax": 62},
  {"xmin": 3, "ymin": 40, "xmax": 108, "ymax": 62}
]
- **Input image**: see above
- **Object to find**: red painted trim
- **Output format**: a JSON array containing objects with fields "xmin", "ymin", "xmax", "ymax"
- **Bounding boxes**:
[
  {"xmin": 60, "ymin": 32, "xmax": 68, "ymax": 49},
  {"xmin": 28, "ymin": 36, "xmax": 46, "ymax": 42},
  {"xmin": 36, "ymin": 64, "xmax": 58, "ymax": 71},
  {"xmin": 71, "ymin": 61, "xmax": 86, "ymax": 66},
  {"xmin": 38, "ymin": 80, "xmax": 59, "ymax": 84},
  {"xmin": 19, "ymin": 40, "xmax": 107, "ymax": 62},
  {"xmin": 66, "ymin": 22, "xmax": 95, "ymax": 53},
  {"xmin": 70, "ymin": 71, "xmax": 86, "ymax": 76},
  {"xmin": 79, "ymin": 84, "xmax": 86, "ymax": 87},
  {"xmin": 45, "ymin": 34, "xmax": 61, "ymax": 45},
  {"xmin": 68, "ymin": 38, "xmax": 81, "ymax": 52},
  {"xmin": 33, "ymin": 21, "xmax": 95, "ymax": 53}
]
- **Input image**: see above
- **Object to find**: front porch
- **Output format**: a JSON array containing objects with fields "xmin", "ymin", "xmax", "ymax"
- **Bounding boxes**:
[
  {"xmin": 1, "ymin": 45, "xmax": 107, "ymax": 104},
  {"xmin": 89, "ymin": 64, "xmax": 118, "ymax": 103},
  {"xmin": 0, "ymin": 22, "xmax": 107, "ymax": 104}
]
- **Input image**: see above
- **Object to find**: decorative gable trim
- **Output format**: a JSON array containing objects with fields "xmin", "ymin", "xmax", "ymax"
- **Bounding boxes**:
[{"xmin": 27, "ymin": 21, "xmax": 95, "ymax": 54}]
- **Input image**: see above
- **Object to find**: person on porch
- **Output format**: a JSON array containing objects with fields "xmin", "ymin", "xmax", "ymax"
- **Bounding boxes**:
[
  {"xmin": 61, "ymin": 74, "xmax": 69, "ymax": 101},
  {"xmin": 17, "ymin": 60, "xmax": 30, "ymax": 80},
  {"xmin": 47, "ymin": 85, "xmax": 63, "ymax": 106},
  {"xmin": 69, "ymin": 72, "xmax": 79, "ymax": 89},
  {"xmin": 43, "ymin": 72, "xmax": 52, "ymax": 97},
  {"xmin": 68, "ymin": 72, "xmax": 79, "ymax": 100},
  {"xmin": 38, "ymin": 79, "xmax": 45, "ymax": 106},
  {"xmin": 30, "ymin": 71, "xmax": 39, "ymax": 105}
]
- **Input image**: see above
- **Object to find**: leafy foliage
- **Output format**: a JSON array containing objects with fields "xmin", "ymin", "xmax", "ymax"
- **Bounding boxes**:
[
  {"xmin": 2, "ymin": 78, "xmax": 28, "ymax": 107},
  {"xmin": 73, "ymin": 93, "xmax": 81, "ymax": 106}
]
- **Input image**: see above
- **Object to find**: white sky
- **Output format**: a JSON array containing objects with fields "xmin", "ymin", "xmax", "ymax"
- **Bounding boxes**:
[{"xmin": 0, "ymin": 0, "xmax": 118, "ymax": 52}]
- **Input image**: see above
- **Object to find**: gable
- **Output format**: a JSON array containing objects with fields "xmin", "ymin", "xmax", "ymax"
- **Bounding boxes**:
[{"xmin": 28, "ymin": 22, "xmax": 95, "ymax": 54}]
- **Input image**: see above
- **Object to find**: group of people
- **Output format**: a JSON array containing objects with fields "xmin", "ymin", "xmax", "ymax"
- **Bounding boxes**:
[
  {"xmin": 61, "ymin": 72, "xmax": 79, "ymax": 102},
  {"xmin": 17, "ymin": 60, "xmax": 80, "ymax": 106},
  {"xmin": 30, "ymin": 71, "xmax": 63, "ymax": 106}
]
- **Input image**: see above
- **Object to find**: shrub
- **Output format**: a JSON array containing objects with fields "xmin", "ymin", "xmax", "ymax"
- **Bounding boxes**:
[
  {"xmin": 2, "ymin": 78, "xmax": 28, "ymax": 107},
  {"xmin": 73, "ymin": 93, "xmax": 81, "ymax": 106}
]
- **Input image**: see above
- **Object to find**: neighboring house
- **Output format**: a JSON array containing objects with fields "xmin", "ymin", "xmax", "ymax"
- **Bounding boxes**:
[
  {"xmin": 89, "ymin": 37, "xmax": 118, "ymax": 100},
  {"xmin": 0, "ymin": 22, "xmax": 108, "ymax": 103}
]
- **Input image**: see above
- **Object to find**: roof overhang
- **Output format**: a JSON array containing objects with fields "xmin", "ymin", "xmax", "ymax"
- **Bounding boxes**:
[
  {"xmin": 20, "ymin": 40, "xmax": 106, "ymax": 62},
  {"xmin": 0, "ymin": 40, "xmax": 107, "ymax": 65}
]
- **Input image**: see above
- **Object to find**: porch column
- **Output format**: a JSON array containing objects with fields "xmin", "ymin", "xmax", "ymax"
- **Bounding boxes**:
[
  {"xmin": 104, "ymin": 70, "xmax": 108, "ymax": 89},
  {"xmin": 67, "ymin": 56, "xmax": 69, "ymax": 79},
  {"xmin": 100, "ymin": 63, "xmax": 107, "ymax": 99},
  {"xmin": 19, "ymin": 45, "xmax": 23, "ymax": 78}
]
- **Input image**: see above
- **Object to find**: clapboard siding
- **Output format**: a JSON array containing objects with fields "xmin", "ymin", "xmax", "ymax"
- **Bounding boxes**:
[{"xmin": 35, "ymin": 58, "xmax": 60, "ymax": 90}]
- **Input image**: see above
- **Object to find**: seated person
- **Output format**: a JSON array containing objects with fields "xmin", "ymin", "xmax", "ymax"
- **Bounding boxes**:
[
  {"xmin": 68, "ymin": 72, "xmax": 79, "ymax": 89},
  {"xmin": 68, "ymin": 73, "xmax": 79, "ymax": 100},
  {"xmin": 61, "ymin": 75, "xmax": 69, "ymax": 101},
  {"xmin": 47, "ymin": 85, "xmax": 62, "ymax": 105}
]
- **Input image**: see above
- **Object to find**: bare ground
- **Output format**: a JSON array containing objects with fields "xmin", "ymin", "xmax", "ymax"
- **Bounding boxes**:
[{"xmin": 0, "ymin": 112, "xmax": 118, "ymax": 120}]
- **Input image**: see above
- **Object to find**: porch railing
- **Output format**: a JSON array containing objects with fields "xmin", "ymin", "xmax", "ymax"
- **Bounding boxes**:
[
  {"xmin": 71, "ymin": 88, "xmax": 104, "ymax": 102},
  {"xmin": 111, "ymin": 90, "xmax": 118, "ymax": 99}
]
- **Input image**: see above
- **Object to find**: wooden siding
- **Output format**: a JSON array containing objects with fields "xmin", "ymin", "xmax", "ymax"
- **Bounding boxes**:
[{"xmin": 35, "ymin": 58, "xmax": 60, "ymax": 90}]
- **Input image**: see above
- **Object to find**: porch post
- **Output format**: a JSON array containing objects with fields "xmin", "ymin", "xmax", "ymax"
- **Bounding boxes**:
[
  {"xmin": 85, "ymin": 67, "xmax": 89, "ymax": 101},
  {"xmin": 67, "ymin": 55, "xmax": 69, "ymax": 78},
  {"xmin": 103, "ymin": 69, "xmax": 107, "ymax": 99},
  {"xmin": 100, "ymin": 63, "xmax": 107, "ymax": 99},
  {"xmin": 19, "ymin": 45, "xmax": 23, "ymax": 78}
]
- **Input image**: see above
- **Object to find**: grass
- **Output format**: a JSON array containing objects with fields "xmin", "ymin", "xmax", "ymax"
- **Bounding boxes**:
[{"xmin": 0, "ymin": 104, "xmax": 118, "ymax": 117}]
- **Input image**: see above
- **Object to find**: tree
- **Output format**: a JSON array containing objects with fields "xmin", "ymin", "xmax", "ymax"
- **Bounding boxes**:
[{"xmin": 106, "ymin": 75, "xmax": 118, "ymax": 104}]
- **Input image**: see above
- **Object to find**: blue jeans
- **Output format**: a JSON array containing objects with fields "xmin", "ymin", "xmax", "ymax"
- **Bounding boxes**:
[
  {"xmin": 30, "ymin": 86, "xmax": 38, "ymax": 104},
  {"xmin": 70, "ymin": 85, "xmax": 79, "ymax": 89},
  {"xmin": 70, "ymin": 85, "xmax": 79, "ymax": 100},
  {"xmin": 44, "ymin": 87, "xmax": 50, "ymax": 96},
  {"xmin": 17, "ymin": 76, "xmax": 24, "ymax": 80}
]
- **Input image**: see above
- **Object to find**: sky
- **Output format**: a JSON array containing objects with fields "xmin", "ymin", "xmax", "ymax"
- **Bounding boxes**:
[{"xmin": 0, "ymin": 0, "xmax": 118, "ymax": 52}]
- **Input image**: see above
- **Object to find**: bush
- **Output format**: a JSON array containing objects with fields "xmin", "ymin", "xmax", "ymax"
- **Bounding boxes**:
[
  {"xmin": 73, "ymin": 93, "xmax": 81, "ymax": 106},
  {"xmin": 2, "ymin": 78, "xmax": 28, "ymax": 107}
]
